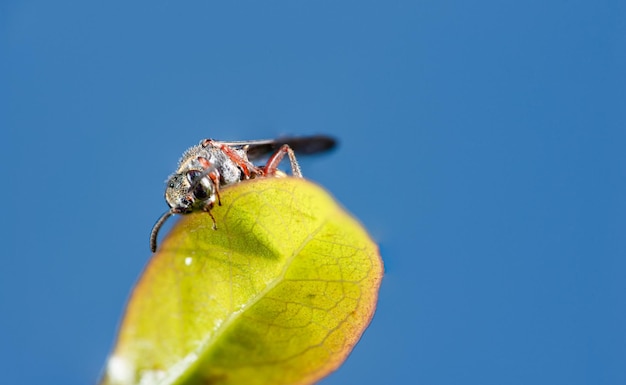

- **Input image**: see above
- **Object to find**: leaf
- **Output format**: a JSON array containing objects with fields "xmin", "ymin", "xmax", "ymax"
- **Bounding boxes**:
[{"xmin": 101, "ymin": 177, "xmax": 383, "ymax": 385}]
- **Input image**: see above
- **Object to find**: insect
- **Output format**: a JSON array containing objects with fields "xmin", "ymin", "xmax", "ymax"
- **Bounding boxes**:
[{"xmin": 150, "ymin": 135, "xmax": 337, "ymax": 252}]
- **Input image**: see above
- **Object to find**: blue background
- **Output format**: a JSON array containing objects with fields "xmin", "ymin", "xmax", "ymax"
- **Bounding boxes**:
[{"xmin": 3, "ymin": 1, "xmax": 625, "ymax": 384}]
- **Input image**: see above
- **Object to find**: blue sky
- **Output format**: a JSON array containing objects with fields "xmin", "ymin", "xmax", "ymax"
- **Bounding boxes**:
[{"xmin": 2, "ymin": 1, "xmax": 625, "ymax": 384}]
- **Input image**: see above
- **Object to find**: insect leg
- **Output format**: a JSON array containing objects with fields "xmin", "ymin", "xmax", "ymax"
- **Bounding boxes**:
[
  {"xmin": 264, "ymin": 144, "xmax": 302, "ymax": 177},
  {"xmin": 197, "ymin": 156, "xmax": 222, "ymax": 206},
  {"xmin": 209, "ymin": 172, "xmax": 222, "ymax": 206},
  {"xmin": 202, "ymin": 204, "xmax": 218, "ymax": 230}
]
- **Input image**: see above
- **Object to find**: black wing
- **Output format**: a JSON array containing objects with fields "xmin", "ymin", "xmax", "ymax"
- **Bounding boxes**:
[{"xmin": 217, "ymin": 135, "xmax": 337, "ymax": 161}]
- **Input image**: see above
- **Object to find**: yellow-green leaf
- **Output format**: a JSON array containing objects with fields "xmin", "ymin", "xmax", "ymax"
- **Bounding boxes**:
[{"xmin": 101, "ymin": 177, "xmax": 383, "ymax": 385}]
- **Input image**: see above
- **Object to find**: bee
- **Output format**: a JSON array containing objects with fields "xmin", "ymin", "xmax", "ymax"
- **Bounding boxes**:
[{"xmin": 150, "ymin": 135, "xmax": 336, "ymax": 252}]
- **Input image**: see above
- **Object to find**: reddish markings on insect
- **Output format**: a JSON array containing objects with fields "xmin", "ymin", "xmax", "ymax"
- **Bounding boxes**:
[
  {"xmin": 265, "ymin": 144, "xmax": 302, "ymax": 176},
  {"xmin": 149, "ymin": 135, "xmax": 336, "ymax": 252},
  {"xmin": 205, "ymin": 140, "xmax": 255, "ymax": 178}
]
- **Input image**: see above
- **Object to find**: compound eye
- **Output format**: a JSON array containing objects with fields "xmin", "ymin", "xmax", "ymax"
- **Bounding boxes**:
[
  {"xmin": 193, "ymin": 184, "xmax": 209, "ymax": 200},
  {"xmin": 186, "ymin": 170, "xmax": 203, "ymax": 183}
]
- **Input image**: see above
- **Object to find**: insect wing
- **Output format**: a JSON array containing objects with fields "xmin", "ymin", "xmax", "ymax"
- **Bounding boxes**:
[{"xmin": 217, "ymin": 135, "xmax": 337, "ymax": 161}]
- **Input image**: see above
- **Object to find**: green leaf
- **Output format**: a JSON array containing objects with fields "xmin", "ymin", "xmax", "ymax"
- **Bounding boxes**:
[{"xmin": 101, "ymin": 177, "xmax": 383, "ymax": 385}]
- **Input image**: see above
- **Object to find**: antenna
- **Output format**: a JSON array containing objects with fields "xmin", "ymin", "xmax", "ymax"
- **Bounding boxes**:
[{"xmin": 150, "ymin": 210, "xmax": 174, "ymax": 252}]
